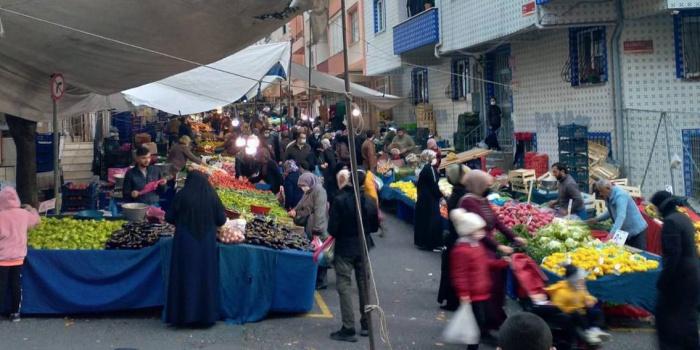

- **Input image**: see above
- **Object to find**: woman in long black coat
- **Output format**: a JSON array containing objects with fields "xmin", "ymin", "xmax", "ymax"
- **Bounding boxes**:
[
  {"xmin": 437, "ymin": 164, "xmax": 469, "ymax": 311},
  {"xmin": 414, "ymin": 150, "xmax": 443, "ymax": 250},
  {"xmin": 650, "ymin": 191, "xmax": 700, "ymax": 350},
  {"xmin": 164, "ymin": 171, "xmax": 227, "ymax": 328}
]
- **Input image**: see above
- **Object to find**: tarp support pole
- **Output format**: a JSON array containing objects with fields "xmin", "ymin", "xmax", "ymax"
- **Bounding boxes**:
[
  {"xmin": 52, "ymin": 96, "xmax": 61, "ymax": 213},
  {"xmin": 340, "ymin": 0, "xmax": 376, "ymax": 348}
]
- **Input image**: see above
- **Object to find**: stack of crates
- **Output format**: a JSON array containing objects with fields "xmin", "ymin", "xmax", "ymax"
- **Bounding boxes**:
[
  {"xmin": 525, "ymin": 152, "xmax": 549, "ymax": 177},
  {"xmin": 558, "ymin": 124, "xmax": 589, "ymax": 192},
  {"xmin": 111, "ymin": 112, "xmax": 143, "ymax": 145},
  {"xmin": 61, "ymin": 182, "xmax": 98, "ymax": 212},
  {"xmin": 36, "ymin": 133, "xmax": 54, "ymax": 173}
]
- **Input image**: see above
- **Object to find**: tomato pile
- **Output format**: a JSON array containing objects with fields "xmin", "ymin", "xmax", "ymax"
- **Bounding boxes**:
[
  {"xmin": 492, "ymin": 202, "xmax": 554, "ymax": 235},
  {"xmin": 209, "ymin": 172, "xmax": 258, "ymax": 191}
]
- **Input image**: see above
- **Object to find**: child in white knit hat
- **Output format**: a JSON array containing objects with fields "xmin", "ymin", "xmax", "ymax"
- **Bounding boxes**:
[{"xmin": 448, "ymin": 209, "xmax": 509, "ymax": 349}]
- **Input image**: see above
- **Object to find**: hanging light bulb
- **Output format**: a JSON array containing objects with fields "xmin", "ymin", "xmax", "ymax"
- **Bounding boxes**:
[
  {"xmin": 232, "ymin": 118, "xmax": 240, "ymax": 127},
  {"xmin": 235, "ymin": 136, "xmax": 246, "ymax": 148},
  {"xmin": 352, "ymin": 108, "xmax": 361, "ymax": 117},
  {"xmin": 247, "ymin": 135, "xmax": 260, "ymax": 148},
  {"xmin": 245, "ymin": 146, "xmax": 257, "ymax": 156},
  {"xmin": 301, "ymin": 113, "xmax": 309, "ymax": 121}
]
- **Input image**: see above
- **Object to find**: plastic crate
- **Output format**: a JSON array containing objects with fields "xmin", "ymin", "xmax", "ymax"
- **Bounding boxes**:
[
  {"xmin": 558, "ymin": 153, "xmax": 588, "ymax": 168},
  {"xmin": 36, "ymin": 157, "xmax": 54, "ymax": 173},
  {"xmin": 62, "ymin": 182, "xmax": 98, "ymax": 198},
  {"xmin": 524, "ymin": 154, "xmax": 549, "ymax": 177},
  {"xmin": 558, "ymin": 124, "xmax": 588, "ymax": 139},
  {"xmin": 514, "ymin": 132, "xmax": 534, "ymax": 141},
  {"xmin": 558, "ymin": 139, "xmax": 588, "ymax": 154}
]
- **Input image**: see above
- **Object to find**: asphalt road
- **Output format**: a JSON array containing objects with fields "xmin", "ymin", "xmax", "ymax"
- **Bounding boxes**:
[{"xmin": 0, "ymin": 214, "xmax": 659, "ymax": 350}]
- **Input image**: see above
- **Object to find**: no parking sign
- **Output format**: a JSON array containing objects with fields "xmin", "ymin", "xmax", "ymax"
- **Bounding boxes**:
[{"xmin": 50, "ymin": 73, "xmax": 65, "ymax": 101}]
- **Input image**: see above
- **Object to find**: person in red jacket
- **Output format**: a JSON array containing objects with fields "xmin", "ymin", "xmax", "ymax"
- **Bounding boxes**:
[
  {"xmin": 450, "ymin": 208, "xmax": 509, "ymax": 349},
  {"xmin": 460, "ymin": 170, "xmax": 527, "ymax": 330}
]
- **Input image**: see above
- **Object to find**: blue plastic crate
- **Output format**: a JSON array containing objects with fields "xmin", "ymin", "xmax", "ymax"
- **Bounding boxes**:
[
  {"xmin": 558, "ymin": 124, "xmax": 588, "ymax": 139},
  {"xmin": 558, "ymin": 139, "xmax": 588, "ymax": 154}
]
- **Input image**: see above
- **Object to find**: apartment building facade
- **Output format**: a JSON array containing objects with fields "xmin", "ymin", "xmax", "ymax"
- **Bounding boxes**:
[{"xmin": 364, "ymin": 0, "xmax": 700, "ymax": 199}]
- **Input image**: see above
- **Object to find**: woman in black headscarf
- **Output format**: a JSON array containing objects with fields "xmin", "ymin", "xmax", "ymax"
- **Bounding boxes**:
[
  {"xmin": 164, "ymin": 171, "xmax": 227, "ymax": 328},
  {"xmin": 650, "ymin": 191, "xmax": 700, "ymax": 350},
  {"xmin": 437, "ymin": 164, "xmax": 469, "ymax": 311},
  {"xmin": 414, "ymin": 150, "xmax": 443, "ymax": 250}
]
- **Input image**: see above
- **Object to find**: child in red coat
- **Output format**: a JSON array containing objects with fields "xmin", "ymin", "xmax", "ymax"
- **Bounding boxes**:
[{"xmin": 449, "ymin": 209, "xmax": 509, "ymax": 349}]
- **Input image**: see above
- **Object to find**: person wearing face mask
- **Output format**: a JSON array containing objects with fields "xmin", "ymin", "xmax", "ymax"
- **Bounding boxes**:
[
  {"xmin": 309, "ymin": 127, "xmax": 322, "ymax": 154},
  {"xmin": 485, "ymin": 97, "xmax": 502, "ymax": 151},
  {"xmin": 289, "ymin": 172, "xmax": 329, "ymax": 289},
  {"xmin": 283, "ymin": 131, "xmax": 315, "ymax": 171},
  {"xmin": 459, "ymin": 170, "xmax": 527, "ymax": 331},
  {"xmin": 414, "ymin": 150, "xmax": 444, "ymax": 251}
]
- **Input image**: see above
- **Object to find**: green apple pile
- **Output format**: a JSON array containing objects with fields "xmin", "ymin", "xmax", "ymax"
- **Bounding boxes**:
[{"xmin": 29, "ymin": 217, "xmax": 126, "ymax": 250}]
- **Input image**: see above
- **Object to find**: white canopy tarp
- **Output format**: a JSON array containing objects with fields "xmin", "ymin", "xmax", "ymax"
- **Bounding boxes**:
[
  {"xmin": 289, "ymin": 63, "xmax": 404, "ymax": 110},
  {"xmin": 0, "ymin": 0, "xmax": 310, "ymax": 122},
  {"xmin": 122, "ymin": 43, "xmax": 291, "ymax": 115}
]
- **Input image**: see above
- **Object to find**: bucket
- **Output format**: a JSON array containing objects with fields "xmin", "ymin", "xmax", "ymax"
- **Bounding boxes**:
[{"xmin": 121, "ymin": 203, "xmax": 148, "ymax": 222}]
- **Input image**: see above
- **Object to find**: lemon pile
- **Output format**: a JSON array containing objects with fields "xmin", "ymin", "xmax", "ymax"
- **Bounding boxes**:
[
  {"xmin": 542, "ymin": 244, "xmax": 660, "ymax": 280},
  {"xmin": 390, "ymin": 181, "xmax": 417, "ymax": 202}
]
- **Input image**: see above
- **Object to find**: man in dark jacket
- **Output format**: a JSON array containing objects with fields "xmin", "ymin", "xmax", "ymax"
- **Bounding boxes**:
[
  {"xmin": 284, "ymin": 131, "xmax": 315, "ymax": 171},
  {"xmin": 328, "ymin": 170, "xmax": 379, "ymax": 343},
  {"xmin": 123, "ymin": 146, "xmax": 166, "ymax": 205},
  {"xmin": 486, "ymin": 96, "xmax": 502, "ymax": 150}
]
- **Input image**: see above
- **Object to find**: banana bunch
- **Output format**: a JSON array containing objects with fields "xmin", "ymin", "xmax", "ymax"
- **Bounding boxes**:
[
  {"xmin": 542, "ymin": 244, "xmax": 660, "ymax": 281},
  {"xmin": 390, "ymin": 181, "xmax": 417, "ymax": 202}
]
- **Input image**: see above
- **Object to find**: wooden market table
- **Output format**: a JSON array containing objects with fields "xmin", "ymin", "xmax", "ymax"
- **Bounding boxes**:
[{"xmin": 438, "ymin": 148, "xmax": 491, "ymax": 171}]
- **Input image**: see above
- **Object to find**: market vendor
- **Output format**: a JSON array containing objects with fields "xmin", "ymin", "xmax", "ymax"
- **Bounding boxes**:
[
  {"xmin": 587, "ymin": 179, "xmax": 648, "ymax": 250},
  {"xmin": 123, "ymin": 146, "xmax": 167, "ymax": 205},
  {"xmin": 548, "ymin": 163, "xmax": 586, "ymax": 219},
  {"xmin": 167, "ymin": 136, "xmax": 203, "ymax": 176},
  {"xmin": 391, "ymin": 128, "xmax": 416, "ymax": 156}
]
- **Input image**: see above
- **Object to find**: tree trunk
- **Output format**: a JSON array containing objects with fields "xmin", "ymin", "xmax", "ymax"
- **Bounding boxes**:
[{"xmin": 6, "ymin": 115, "xmax": 38, "ymax": 207}]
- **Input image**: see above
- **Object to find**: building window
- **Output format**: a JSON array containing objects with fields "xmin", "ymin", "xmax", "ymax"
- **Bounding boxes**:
[
  {"xmin": 411, "ymin": 68, "xmax": 428, "ymax": 105},
  {"xmin": 451, "ymin": 57, "xmax": 470, "ymax": 100},
  {"xmin": 407, "ymin": 0, "xmax": 434, "ymax": 17},
  {"xmin": 674, "ymin": 11, "xmax": 700, "ymax": 80},
  {"xmin": 374, "ymin": 0, "xmax": 386, "ymax": 33},
  {"xmin": 568, "ymin": 26, "xmax": 607, "ymax": 86},
  {"xmin": 330, "ymin": 15, "xmax": 343, "ymax": 55},
  {"xmin": 683, "ymin": 129, "xmax": 700, "ymax": 200},
  {"xmin": 350, "ymin": 11, "xmax": 360, "ymax": 43}
]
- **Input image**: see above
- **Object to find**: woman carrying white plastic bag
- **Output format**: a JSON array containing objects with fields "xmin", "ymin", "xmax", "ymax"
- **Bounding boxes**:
[
  {"xmin": 443, "ymin": 302, "xmax": 480, "ymax": 345},
  {"xmin": 446, "ymin": 209, "xmax": 510, "ymax": 349}
]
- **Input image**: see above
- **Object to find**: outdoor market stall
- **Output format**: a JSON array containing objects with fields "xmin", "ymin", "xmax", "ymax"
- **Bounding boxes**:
[{"xmin": 13, "ymin": 164, "xmax": 318, "ymax": 323}]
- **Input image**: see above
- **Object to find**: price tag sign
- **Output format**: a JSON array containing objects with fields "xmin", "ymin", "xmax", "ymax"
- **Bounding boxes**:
[{"xmin": 611, "ymin": 230, "xmax": 629, "ymax": 246}]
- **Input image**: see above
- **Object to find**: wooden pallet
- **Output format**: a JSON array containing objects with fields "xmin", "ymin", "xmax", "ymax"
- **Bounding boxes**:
[
  {"xmin": 590, "ymin": 162, "xmax": 620, "ymax": 181},
  {"xmin": 595, "ymin": 199, "xmax": 607, "ymax": 216},
  {"xmin": 588, "ymin": 141, "xmax": 608, "ymax": 166},
  {"xmin": 618, "ymin": 185, "xmax": 642, "ymax": 198}
]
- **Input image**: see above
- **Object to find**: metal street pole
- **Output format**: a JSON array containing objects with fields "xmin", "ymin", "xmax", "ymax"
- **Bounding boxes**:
[
  {"xmin": 339, "ymin": 1, "xmax": 376, "ymax": 348},
  {"xmin": 53, "ymin": 98, "xmax": 61, "ymax": 213}
]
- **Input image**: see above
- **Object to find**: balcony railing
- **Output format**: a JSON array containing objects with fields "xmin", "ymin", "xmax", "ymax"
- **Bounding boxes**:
[{"xmin": 393, "ymin": 8, "xmax": 439, "ymax": 55}]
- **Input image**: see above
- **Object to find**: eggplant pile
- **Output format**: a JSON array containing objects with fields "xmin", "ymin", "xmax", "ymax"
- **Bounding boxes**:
[
  {"xmin": 106, "ymin": 222, "xmax": 175, "ymax": 250},
  {"xmin": 245, "ymin": 216, "xmax": 311, "ymax": 251}
]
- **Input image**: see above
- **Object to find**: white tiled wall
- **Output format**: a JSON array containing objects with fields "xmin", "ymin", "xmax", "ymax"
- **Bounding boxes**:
[
  {"xmin": 668, "ymin": 0, "xmax": 700, "ymax": 8},
  {"xmin": 539, "ymin": 0, "xmax": 616, "ymax": 24},
  {"xmin": 364, "ymin": 0, "xmax": 405, "ymax": 75},
  {"xmin": 510, "ymin": 28, "xmax": 615, "ymax": 164},
  {"xmin": 620, "ymin": 14, "xmax": 700, "ymax": 196},
  {"xmin": 439, "ymin": 0, "xmax": 535, "ymax": 52},
  {"xmin": 625, "ymin": 0, "xmax": 667, "ymax": 18}
]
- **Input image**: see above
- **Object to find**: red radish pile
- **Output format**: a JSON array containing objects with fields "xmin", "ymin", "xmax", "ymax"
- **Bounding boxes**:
[{"xmin": 492, "ymin": 202, "xmax": 554, "ymax": 235}]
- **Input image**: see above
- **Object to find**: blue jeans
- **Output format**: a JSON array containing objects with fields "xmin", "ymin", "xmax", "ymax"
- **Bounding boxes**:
[{"xmin": 575, "ymin": 208, "xmax": 588, "ymax": 220}]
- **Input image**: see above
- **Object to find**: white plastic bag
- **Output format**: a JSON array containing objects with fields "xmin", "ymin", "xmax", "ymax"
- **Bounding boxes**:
[{"xmin": 442, "ymin": 303, "xmax": 480, "ymax": 345}]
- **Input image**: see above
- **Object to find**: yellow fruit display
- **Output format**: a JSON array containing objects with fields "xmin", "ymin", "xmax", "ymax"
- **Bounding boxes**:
[
  {"xmin": 541, "ymin": 244, "xmax": 660, "ymax": 281},
  {"xmin": 678, "ymin": 207, "xmax": 700, "ymax": 255},
  {"xmin": 390, "ymin": 181, "xmax": 417, "ymax": 202}
]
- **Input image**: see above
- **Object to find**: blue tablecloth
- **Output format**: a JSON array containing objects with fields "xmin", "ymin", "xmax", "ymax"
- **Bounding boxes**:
[
  {"xmin": 19, "ymin": 240, "xmax": 317, "ymax": 323},
  {"xmin": 541, "ymin": 253, "xmax": 662, "ymax": 313}
]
